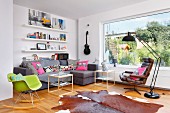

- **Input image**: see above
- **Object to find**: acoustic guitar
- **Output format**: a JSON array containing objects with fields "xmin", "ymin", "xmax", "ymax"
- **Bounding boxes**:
[{"xmin": 84, "ymin": 31, "xmax": 91, "ymax": 55}]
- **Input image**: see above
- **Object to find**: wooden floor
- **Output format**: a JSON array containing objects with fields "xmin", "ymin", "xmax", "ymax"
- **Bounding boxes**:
[{"xmin": 0, "ymin": 82, "xmax": 170, "ymax": 113}]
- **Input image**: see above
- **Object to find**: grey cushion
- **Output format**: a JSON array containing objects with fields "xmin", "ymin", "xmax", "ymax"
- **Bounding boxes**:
[
  {"xmin": 40, "ymin": 60, "xmax": 60, "ymax": 67},
  {"xmin": 27, "ymin": 63, "xmax": 38, "ymax": 74},
  {"xmin": 67, "ymin": 59, "xmax": 79, "ymax": 67},
  {"xmin": 70, "ymin": 70, "xmax": 94, "ymax": 78},
  {"xmin": 21, "ymin": 60, "xmax": 40, "ymax": 68},
  {"xmin": 59, "ymin": 60, "xmax": 68, "ymax": 66}
]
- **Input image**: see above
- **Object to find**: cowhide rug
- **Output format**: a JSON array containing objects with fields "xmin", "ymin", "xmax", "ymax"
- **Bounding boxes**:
[{"xmin": 51, "ymin": 90, "xmax": 163, "ymax": 113}]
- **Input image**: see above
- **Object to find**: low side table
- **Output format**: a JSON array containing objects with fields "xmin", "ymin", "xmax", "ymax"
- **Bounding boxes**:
[
  {"xmin": 48, "ymin": 74, "xmax": 73, "ymax": 96},
  {"xmin": 94, "ymin": 70, "xmax": 115, "ymax": 89}
]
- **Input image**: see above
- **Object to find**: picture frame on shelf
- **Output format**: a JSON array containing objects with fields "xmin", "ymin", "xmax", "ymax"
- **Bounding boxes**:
[
  {"xmin": 52, "ymin": 17, "xmax": 59, "ymax": 29},
  {"xmin": 58, "ymin": 19, "xmax": 66, "ymax": 30},
  {"xmin": 60, "ymin": 34, "xmax": 66, "ymax": 41},
  {"xmin": 36, "ymin": 43, "xmax": 47, "ymax": 50},
  {"xmin": 52, "ymin": 18, "xmax": 66, "ymax": 30},
  {"xmin": 28, "ymin": 9, "xmax": 51, "ymax": 28}
]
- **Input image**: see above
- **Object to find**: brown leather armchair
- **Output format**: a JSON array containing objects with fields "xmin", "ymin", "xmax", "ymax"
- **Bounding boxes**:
[{"xmin": 119, "ymin": 58, "xmax": 154, "ymax": 94}]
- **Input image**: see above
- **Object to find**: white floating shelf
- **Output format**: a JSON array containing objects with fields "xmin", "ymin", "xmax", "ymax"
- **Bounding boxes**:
[
  {"xmin": 24, "ymin": 38, "xmax": 67, "ymax": 43},
  {"xmin": 23, "ymin": 24, "xmax": 68, "ymax": 33},
  {"xmin": 22, "ymin": 50, "xmax": 67, "ymax": 52}
]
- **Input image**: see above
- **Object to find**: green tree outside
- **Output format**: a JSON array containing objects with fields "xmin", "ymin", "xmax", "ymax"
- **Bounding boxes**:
[{"xmin": 105, "ymin": 21, "xmax": 170, "ymax": 66}]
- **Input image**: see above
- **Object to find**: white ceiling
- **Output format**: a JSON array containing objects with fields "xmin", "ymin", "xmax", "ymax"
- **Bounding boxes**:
[{"xmin": 14, "ymin": 0, "xmax": 148, "ymax": 19}]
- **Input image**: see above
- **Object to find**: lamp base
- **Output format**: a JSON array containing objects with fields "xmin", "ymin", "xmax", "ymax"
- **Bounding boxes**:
[{"xmin": 144, "ymin": 92, "xmax": 160, "ymax": 99}]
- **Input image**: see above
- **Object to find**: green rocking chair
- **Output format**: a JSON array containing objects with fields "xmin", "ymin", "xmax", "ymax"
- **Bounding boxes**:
[{"xmin": 4, "ymin": 73, "xmax": 42, "ymax": 109}]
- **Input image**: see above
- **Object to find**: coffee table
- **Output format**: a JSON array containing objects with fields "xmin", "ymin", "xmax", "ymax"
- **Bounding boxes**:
[
  {"xmin": 94, "ymin": 70, "xmax": 115, "ymax": 89},
  {"xmin": 48, "ymin": 73, "xmax": 73, "ymax": 95}
]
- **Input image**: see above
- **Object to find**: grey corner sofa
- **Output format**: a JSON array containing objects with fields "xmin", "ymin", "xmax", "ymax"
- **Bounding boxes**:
[{"xmin": 13, "ymin": 59, "xmax": 98, "ymax": 90}]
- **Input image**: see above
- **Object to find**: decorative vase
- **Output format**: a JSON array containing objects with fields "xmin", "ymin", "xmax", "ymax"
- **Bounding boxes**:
[{"xmin": 101, "ymin": 60, "xmax": 108, "ymax": 71}]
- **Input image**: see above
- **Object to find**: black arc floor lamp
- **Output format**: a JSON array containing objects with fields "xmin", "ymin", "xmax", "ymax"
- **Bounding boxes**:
[{"xmin": 122, "ymin": 32, "xmax": 161, "ymax": 99}]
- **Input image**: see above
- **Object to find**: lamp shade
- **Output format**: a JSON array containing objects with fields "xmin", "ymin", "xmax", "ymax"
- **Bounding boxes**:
[{"xmin": 122, "ymin": 32, "xmax": 135, "ymax": 41}]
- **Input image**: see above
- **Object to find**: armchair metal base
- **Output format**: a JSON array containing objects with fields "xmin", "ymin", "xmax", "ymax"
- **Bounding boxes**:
[{"xmin": 124, "ymin": 86, "xmax": 146, "ymax": 95}]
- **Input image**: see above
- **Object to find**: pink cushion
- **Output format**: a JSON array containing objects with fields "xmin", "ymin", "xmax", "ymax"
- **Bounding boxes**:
[
  {"xmin": 76, "ymin": 60, "xmax": 88, "ymax": 71},
  {"xmin": 138, "ymin": 67, "xmax": 147, "ymax": 75},
  {"xmin": 31, "ymin": 62, "xmax": 45, "ymax": 75},
  {"xmin": 31, "ymin": 62, "xmax": 40, "ymax": 69},
  {"xmin": 37, "ymin": 68, "xmax": 45, "ymax": 75},
  {"xmin": 130, "ymin": 67, "xmax": 147, "ymax": 80}
]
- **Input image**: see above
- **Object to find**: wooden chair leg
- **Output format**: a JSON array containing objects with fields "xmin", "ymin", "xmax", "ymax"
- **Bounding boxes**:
[
  {"xmin": 34, "ymin": 91, "xmax": 41, "ymax": 101},
  {"xmin": 29, "ymin": 92, "xmax": 34, "ymax": 106},
  {"xmin": 3, "ymin": 90, "xmax": 43, "ymax": 109},
  {"xmin": 15, "ymin": 93, "xmax": 22, "ymax": 104}
]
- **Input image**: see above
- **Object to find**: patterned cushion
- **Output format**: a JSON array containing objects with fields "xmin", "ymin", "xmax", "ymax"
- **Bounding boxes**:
[
  {"xmin": 52, "ymin": 65, "xmax": 60, "ymax": 72},
  {"xmin": 11, "ymin": 73, "xmax": 24, "ymax": 81},
  {"xmin": 60, "ymin": 65, "xmax": 74, "ymax": 71},
  {"xmin": 43, "ymin": 66, "xmax": 53, "ymax": 73},
  {"xmin": 43, "ymin": 65, "xmax": 60, "ymax": 72}
]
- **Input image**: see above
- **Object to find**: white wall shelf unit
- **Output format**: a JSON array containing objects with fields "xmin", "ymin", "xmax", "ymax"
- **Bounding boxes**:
[
  {"xmin": 22, "ymin": 50, "xmax": 67, "ymax": 52},
  {"xmin": 23, "ymin": 38, "xmax": 67, "ymax": 43},
  {"xmin": 23, "ymin": 24, "xmax": 68, "ymax": 33}
]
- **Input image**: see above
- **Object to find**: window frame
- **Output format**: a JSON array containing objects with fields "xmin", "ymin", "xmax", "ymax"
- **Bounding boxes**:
[{"xmin": 102, "ymin": 8, "xmax": 170, "ymax": 66}]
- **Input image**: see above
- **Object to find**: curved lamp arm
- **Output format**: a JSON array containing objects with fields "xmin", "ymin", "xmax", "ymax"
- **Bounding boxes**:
[{"xmin": 135, "ymin": 37, "xmax": 161, "ymax": 92}]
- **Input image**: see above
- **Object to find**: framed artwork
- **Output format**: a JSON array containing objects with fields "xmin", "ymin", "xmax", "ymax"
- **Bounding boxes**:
[
  {"xmin": 36, "ymin": 43, "xmax": 47, "ymax": 50},
  {"xmin": 52, "ymin": 18, "xmax": 66, "ymax": 30},
  {"xmin": 58, "ymin": 19, "xmax": 66, "ymax": 30},
  {"xmin": 60, "ymin": 34, "xmax": 66, "ymax": 41},
  {"xmin": 28, "ymin": 9, "xmax": 51, "ymax": 28},
  {"xmin": 52, "ymin": 18, "xmax": 59, "ymax": 29}
]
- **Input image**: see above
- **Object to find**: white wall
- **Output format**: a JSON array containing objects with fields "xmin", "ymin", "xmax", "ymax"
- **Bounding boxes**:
[
  {"xmin": 13, "ymin": 5, "xmax": 78, "ymax": 66},
  {"xmin": 78, "ymin": 0, "xmax": 170, "ymax": 63},
  {"xmin": 0, "ymin": 0, "xmax": 13, "ymax": 100},
  {"xmin": 78, "ymin": 0, "xmax": 170, "ymax": 88}
]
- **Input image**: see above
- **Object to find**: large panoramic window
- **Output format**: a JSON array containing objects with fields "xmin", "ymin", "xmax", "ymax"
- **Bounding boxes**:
[{"xmin": 104, "ymin": 11, "xmax": 170, "ymax": 66}]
